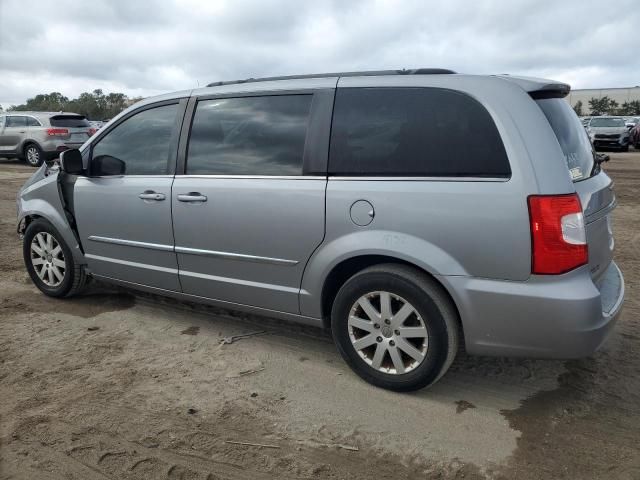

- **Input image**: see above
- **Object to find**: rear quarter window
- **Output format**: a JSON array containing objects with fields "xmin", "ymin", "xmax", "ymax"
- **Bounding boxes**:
[
  {"xmin": 329, "ymin": 87, "xmax": 511, "ymax": 177},
  {"xmin": 49, "ymin": 115, "xmax": 90, "ymax": 128}
]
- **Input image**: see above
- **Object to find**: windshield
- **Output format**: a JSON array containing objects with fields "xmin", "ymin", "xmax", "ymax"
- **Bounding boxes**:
[
  {"xmin": 590, "ymin": 117, "xmax": 625, "ymax": 128},
  {"xmin": 536, "ymin": 98, "xmax": 595, "ymax": 182}
]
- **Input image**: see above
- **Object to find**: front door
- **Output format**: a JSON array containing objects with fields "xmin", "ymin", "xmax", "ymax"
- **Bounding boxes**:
[
  {"xmin": 74, "ymin": 101, "xmax": 185, "ymax": 291},
  {"xmin": 172, "ymin": 93, "xmax": 329, "ymax": 313}
]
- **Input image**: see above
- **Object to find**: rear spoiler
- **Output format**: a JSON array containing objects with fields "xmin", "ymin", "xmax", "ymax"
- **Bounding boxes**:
[
  {"xmin": 496, "ymin": 75, "xmax": 570, "ymax": 99},
  {"xmin": 528, "ymin": 84, "xmax": 571, "ymax": 99}
]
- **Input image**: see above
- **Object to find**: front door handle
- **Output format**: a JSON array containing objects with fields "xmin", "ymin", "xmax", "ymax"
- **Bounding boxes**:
[
  {"xmin": 139, "ymin": 191, "xmax": 166, "ymax": 201},
  {"xmin": 177, "ymin": 193, "xmax": 208, "ymax": 203}
]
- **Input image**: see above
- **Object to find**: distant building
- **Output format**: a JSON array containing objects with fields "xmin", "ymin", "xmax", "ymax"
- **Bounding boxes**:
[{"xmin": 566, "ymin": 86, "xmax": 640, "ymax": 112}]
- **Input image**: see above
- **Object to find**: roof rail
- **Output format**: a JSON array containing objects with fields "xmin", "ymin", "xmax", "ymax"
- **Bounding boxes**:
[{"xmin": 206, "ymin": 68, "xmax": 456, "ymax": 88}]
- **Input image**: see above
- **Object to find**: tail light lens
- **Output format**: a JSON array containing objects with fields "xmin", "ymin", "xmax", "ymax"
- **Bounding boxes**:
[
  {"xmin": 88, "ymin": 128, "xmax": 97, "ymax": 136},
  {"xmin": 46, "ymin": 128, "xmax": 69, "ymax": 137},
  {"xmin": 528, "ymin": 193, "xmax": 588, "ymax": 274}
]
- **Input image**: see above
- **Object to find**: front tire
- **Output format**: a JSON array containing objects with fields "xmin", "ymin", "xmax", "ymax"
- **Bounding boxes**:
[
  {"xmin": 331, "ymin": 264, "xmax": 459, "ymax": 391},
  {"xmin": 24, "ymin": 143, "xmax": 44, "ymax": 167},
  {"xmin": 23, "ymin": 219, "xmax": 88, "ymax": 297}
]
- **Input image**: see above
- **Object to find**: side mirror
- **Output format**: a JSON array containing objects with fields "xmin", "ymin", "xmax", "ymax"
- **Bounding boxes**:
[
  {"xmin": 59, "ymin": 149, "xmax": 84, "ymax": 175},
  {"xmin": 93, "ymin": 155, "xmax": 126, "ymax": 176}
]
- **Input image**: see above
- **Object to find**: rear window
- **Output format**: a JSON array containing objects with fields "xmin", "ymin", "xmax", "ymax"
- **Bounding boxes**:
[
  {"xmin": 49, "ymin": 115, "xmax": 90, "ymax": 128},
  {"xmin": 329, "ymin": 87, "xmax": 511, "ymax": 177},
  {"xmin": 536, "ymin": 99, "xmax": 595, "ymax": 182}
]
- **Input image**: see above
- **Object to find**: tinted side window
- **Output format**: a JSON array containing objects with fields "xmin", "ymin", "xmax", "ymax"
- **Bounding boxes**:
[
  {"xmin": 187, "ymin": 95, "xmax": 312, "ymax": 175},
  {"xmin": 6, "ymin": 116, "xmax": 27, "ymax": 128},
  {"xmin": 92, "ymin": 104, "xmax": 179, "ymax": 176},
  {"xmin": 329, "ymin": 88, "xmax": 510, "ymax": 177},
  {"xmin": 26, "ymin": 117, "xmax": 41, "ymax": 127}
]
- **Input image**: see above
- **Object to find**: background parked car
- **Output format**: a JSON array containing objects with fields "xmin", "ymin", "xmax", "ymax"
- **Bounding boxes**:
[
  {"xmin": 0, "ymin": 112, "xmax": 97, "ymax": 167},
  {"xmin": 624, "ymin": 116, "xmax": 640, "ymax": 130},
  {"xmin": 630, "ymin": 122, "xmax": 640, "ymax": 149},
  {"xmin": 586, "ymin": 116, "xmax": 631, "ymax": 151}
]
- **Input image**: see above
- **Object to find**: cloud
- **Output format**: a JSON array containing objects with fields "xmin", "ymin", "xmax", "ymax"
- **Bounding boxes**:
[{"xmin": 1, "ymin": 0, "xmax": 638, "ymax": 107}]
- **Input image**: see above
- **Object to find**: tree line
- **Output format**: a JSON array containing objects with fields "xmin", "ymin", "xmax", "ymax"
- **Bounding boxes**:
[
  {"xmin": 573, "ymin": 97, "xmax": 640, "ymax": 117},
  {"xmin": 6, "ymin": 89, "xmax": 142, "ymax": 120},
  {"xmin": 4, "ymin": 89, "xmax": 638, "ymax": 120}
]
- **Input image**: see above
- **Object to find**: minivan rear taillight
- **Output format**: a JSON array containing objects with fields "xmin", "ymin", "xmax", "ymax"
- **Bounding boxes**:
[
  {"xmin": 528, "ymin": 193, "xmax": 588, "ymax": 274},
  {"xmin": 46, "ymin": 128, "xmax": 69, "ymax": 137}
]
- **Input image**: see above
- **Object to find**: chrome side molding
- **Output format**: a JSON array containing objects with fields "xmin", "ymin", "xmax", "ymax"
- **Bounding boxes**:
[
  {"xmin": 174, "ymin": 246, "xmax": 299, "ymax": 266},
  {"xmin": 88, "ymin": 236, "xmax": 174, "ymax": 252},
  {"xmin": 88, "ymin": 235, "xmax": 298, "ymax": 266}
]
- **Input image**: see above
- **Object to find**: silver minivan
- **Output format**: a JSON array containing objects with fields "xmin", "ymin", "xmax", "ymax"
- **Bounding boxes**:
[{"xmin": 16, "ymin": 70, "xmax": 625, "ymax": 391}]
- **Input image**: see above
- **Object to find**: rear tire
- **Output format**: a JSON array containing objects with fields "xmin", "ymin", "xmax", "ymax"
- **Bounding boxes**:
[
  {"xmin": 24, "ymin": 143, "xmax": 44, "ymax": 167},
  {"xmin": 330, "ymin": 264, "xmax": 459, "ymax": 391},
  {"xmin": 23, "ymin": 219, "xmax": 88, "ymax": 298}
]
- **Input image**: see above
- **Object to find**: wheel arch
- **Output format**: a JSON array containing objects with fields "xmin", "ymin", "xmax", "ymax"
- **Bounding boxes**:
[
  {"xmin": 301, "ymin": 238, "xmax": 465, "ymax": 346},
  {"xmin": 300, "ymin": 230, "xmax": 468, "ymax": 318},
  {"xmin": 20, "ymin": 139, "xmax": 44, "ymax": 159},
  {"xmin": 19, "ymin": 202, "xmax": 86, "ymax": 265},
  {"xmin": 312, "ymin": 253, "xmax": 466, "ymax": 357}
]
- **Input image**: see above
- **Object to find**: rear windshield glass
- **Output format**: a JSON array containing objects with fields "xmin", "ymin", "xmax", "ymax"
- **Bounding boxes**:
[
  {"xmin": 49, "ymin": 115, "xmax": 90, "ymax": 128},
  {"xmin": 536, "ymin": 99, "xmax": 595, "ymax": 182}
]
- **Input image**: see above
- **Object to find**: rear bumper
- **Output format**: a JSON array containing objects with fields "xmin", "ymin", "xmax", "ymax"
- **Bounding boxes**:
[
  {"xmin": 441, "ymin": 262, "xmax": 624, "ymax": 358},
  {"xmin": 42, "ymin": 139, "xmax": 84, "ymax": 159}
]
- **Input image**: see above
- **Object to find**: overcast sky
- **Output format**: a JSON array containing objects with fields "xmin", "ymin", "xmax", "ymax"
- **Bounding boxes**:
[{"xmin": 1, "ymin": 0, "xmax": 638, "ymax": 108}]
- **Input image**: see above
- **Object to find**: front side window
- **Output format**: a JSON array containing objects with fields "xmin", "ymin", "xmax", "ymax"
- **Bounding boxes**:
[
  {"xmin": 329, "ymin": 87, "xmax": 511, "ymax": 177},
  {"xmin": 187, "ymin": 95, "xmax": 312, "ymax": 175},
  {"xmin": 91, "ymin": 103, "xmax": 179, "ymax": 176},
  {"xmin": 6, "ymin": 116, "xmax": 27, "ymax": 128}
]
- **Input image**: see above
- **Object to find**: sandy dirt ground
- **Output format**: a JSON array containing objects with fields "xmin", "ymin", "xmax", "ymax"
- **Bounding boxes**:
[{"xmin": 0, "ymin": 151, "xmax": 639, "ymax": 479}]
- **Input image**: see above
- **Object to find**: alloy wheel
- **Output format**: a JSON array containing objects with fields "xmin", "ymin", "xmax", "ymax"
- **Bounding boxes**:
[
  {"xmin": 347, "ymin": 291, "xmax": 428, "ymax": 374},
  {"xmin": 26, "ymin": 146, "xmax": 41, "ymax": 166},
  {"xmin": 30, "ymin": 232, "xmax": 66, "ymax": 287}
]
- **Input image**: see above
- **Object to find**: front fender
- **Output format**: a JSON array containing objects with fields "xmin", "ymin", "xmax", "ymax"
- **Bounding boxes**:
[
  {"xmin": 18, "ymin": 171, "xmax": 85, "ymax": 265},
  {"xmin": 299, "ymin": 230, "xmax": 468, "ymax": 318}
]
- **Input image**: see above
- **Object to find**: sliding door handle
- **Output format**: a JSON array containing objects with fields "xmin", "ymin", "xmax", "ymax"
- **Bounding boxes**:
[
  {"xmin": 177, "ymin": 193, "xmax": 208, "ymax": 203},
  {"xmin": 139, "ymin": 191, "xmax": 166, "ymax": 201}
]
